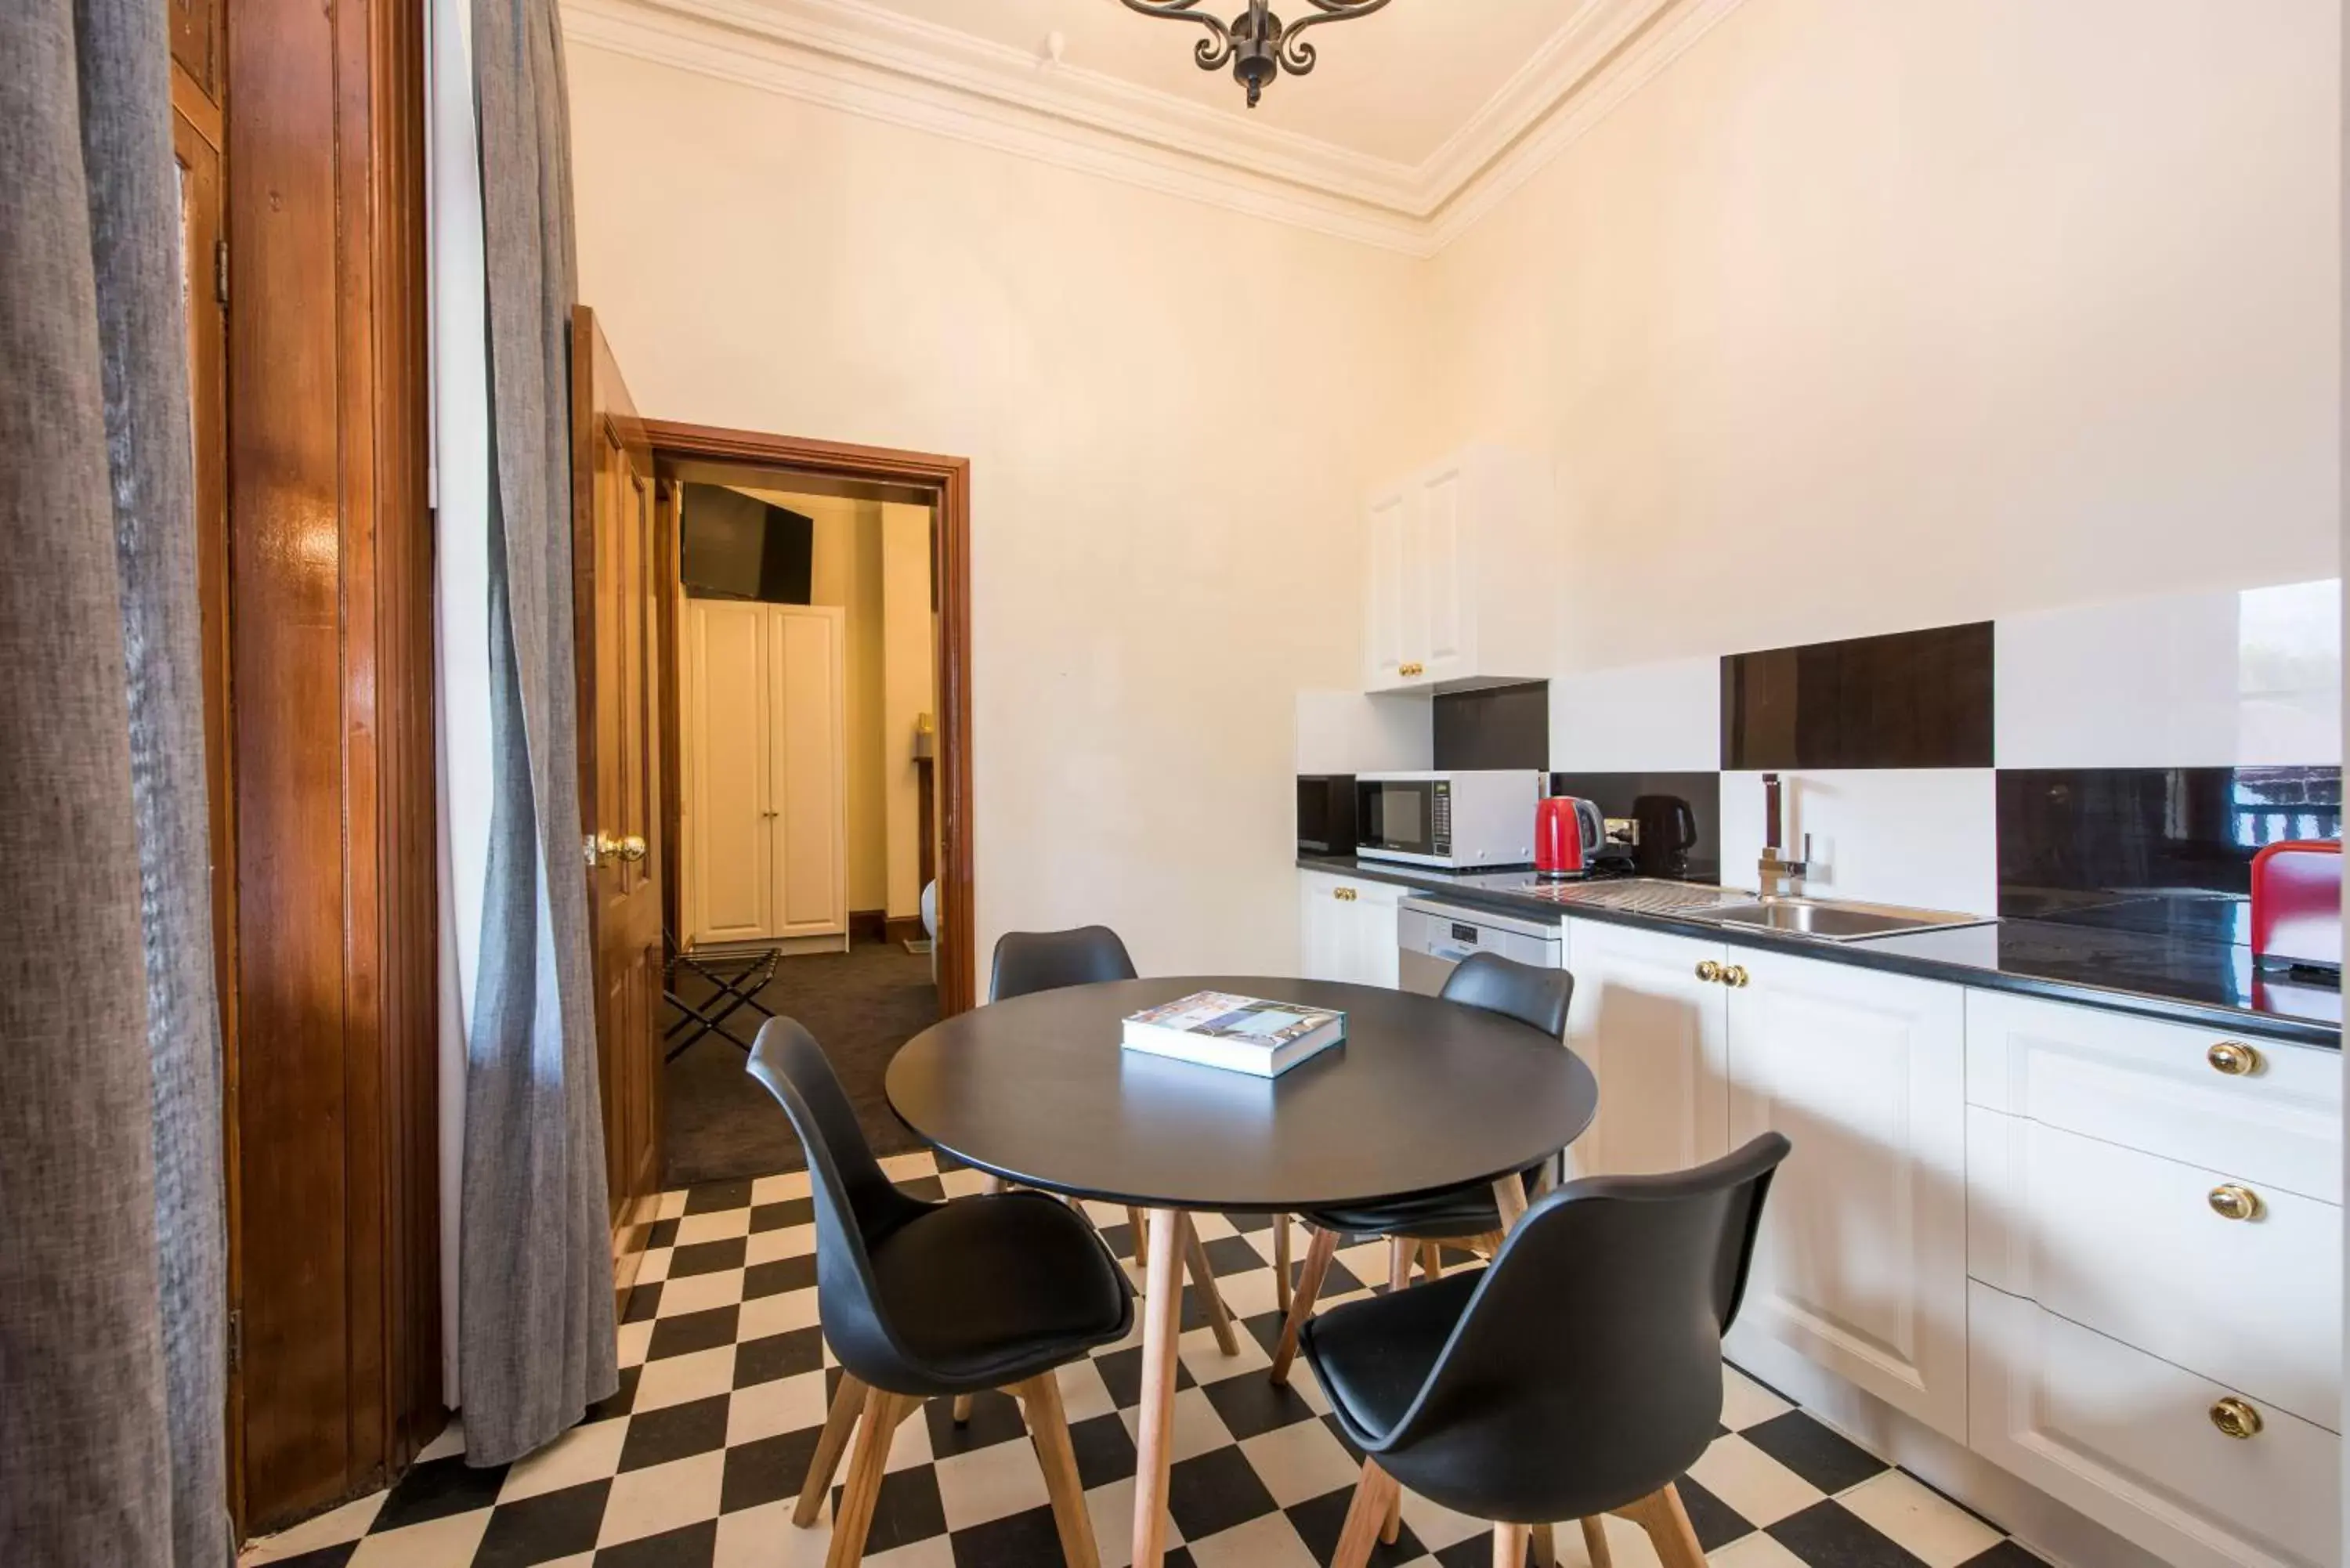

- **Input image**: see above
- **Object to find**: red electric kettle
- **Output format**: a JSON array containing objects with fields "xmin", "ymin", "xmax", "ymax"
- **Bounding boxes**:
[{"xmin": 1535, "ymin": 796, "xmax": 1603, "ymax": 880}]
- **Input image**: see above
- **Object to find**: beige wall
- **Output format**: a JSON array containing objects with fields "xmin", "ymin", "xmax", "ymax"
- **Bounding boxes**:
[
  {"xmin": 571, "ymin": 46, "xmax": 1426, "ymax": 974},
  {"xmin": 1422, "ymin": 0, "xmax": 2340, "ymax": 670}
]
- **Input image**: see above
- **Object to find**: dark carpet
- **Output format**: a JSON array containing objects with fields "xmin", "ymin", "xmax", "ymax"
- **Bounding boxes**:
[{"xmin": 661, "ymin": 937, "xmax": 939, "ymax": 1187}]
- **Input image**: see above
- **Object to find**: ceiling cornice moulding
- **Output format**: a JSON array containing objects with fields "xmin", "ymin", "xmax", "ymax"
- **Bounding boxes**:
[{"xmin": 561, "ymin": 0, "xmax": 1747, "ymax": 257}]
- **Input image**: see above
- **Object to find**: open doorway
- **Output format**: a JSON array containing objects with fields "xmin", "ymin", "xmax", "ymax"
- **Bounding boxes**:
[{"xmin": 644, "ymin": 424, "xmax": 973, "ymax": 1187}]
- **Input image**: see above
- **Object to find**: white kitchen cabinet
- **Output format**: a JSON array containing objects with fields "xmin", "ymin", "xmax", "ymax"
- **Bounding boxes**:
[
  {"xmin": 1723, "ymin": 951, "xmax": 1970, "ymax": 1442},
  {"xmin": 1562, "ymin": 919, "xmax": 1729, "ymax": 1179},
  {"xmin": 1361, "ymin": 446, "xmax": 1556, "ymax": 694},
  {"xmin": 1970, "ymin": 1281, "xmax": 2340, "ymax": 1568},
  {"xmin": 1297, "ymin": 870, "xmax": 1401, "ymax": 988}
]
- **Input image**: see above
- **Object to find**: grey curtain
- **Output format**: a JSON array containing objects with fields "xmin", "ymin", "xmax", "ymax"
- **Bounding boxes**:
[
  {"xmin": 458, "ymin": 0, "xmax": 619, "ymax": 1468},
  {"xmin": 0, "ymin": 0, "xmax": 228, "ymax": 1561}
]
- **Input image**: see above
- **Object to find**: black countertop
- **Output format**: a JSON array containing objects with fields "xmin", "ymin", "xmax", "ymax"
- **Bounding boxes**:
[{"xmin": 1300, "ymin": 856, "xmax": 2341, "ymax": 1050}]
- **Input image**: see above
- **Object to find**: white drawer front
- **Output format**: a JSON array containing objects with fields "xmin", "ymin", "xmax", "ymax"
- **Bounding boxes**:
[
  {"xmin": 1969, "ymin": 1281, "xmax": 2339, "ymax": 1568},
  {"xmin": 1968, "ymin": 1107, "xmax": 2341, "ymax": 1431},
  {"xmin": 1965, "ymin": 990, "xmax": 2340, "ymax": 1201}
]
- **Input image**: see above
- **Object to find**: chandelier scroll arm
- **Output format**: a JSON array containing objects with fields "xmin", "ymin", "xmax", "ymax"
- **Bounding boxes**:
[
  {"xmin": 1278, "ymin": 0, "xmax": 1394, "ymax": 75},
  {"xmin": 1117, "ymin": 0, "xmax": 1238, "ymax": 70}
]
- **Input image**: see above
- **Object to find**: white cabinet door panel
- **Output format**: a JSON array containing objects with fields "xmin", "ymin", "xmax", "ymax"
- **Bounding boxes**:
[
  {"xmin": 1969, "ymin": 1281, "xmax": 2339, "ymax": 1568},
  {"xmin": 1967, "ymin": 1107, "xmax": 2341, "ymax": 1432},
  {"xmin": 1415, "ymin": 461, "xmax": 1468, "ymax": 685},
  {"xmin": 1726, "ymin": 954, "xmax": 1969, "ymax": 1440},
  {"xmin": 685, "ymin": 601, "xmax": 772, "ymax": 945},
  {"xmin": 769, "ymin": 605, "xmax": 846, "ymax": 939},
  {"xmin": 1363, "ymin": 490, "xmax": 1408, "ymax": 691},
  {"xmin": 1563, "ymin": 919, "xmax": 1728, "ymax": 1179},
  {"xmin": 1965, "ymin": 991, "xmax": 2339, "ymax": 1201},
  {"xmin": 1347, "ymin": 880, "xmax": 1402, "ymax": 990}
]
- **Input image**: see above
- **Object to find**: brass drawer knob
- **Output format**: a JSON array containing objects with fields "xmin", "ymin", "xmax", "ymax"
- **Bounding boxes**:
[
  {"xmin": 1695, "ymin": 960, "xmax": 1722, "ymax": 982},
  {"xmin": 1333, "ymin": 887, "xmax": 1357, "ymax": 901},
  {"xmin": 1398, "ymin": 661, "xmax": 1424, "ymax": 677},
  {"xmin": 2207, "ymin": 1041, "xmax": 2261, "ymax": 1076},
  {"xmin": 2209, "ymin": 1396, "xmax": 2264, "ymax": 1440},
  {"xmin": 2207, "ymin": 1184, "xmax": 2262, "ymax": 1222},
  {"xmin": 1721, "ymin": 964, "xmax": 1751, "ymax": 988}
]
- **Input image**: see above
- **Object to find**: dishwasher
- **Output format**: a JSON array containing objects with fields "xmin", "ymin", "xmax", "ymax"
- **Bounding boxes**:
[{"xmin": 1397, "ymin": 898, "xmax": 1565, "ymax": 995}]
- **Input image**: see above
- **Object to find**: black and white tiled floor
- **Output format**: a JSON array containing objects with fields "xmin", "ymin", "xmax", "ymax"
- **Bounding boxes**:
[{"xmin": 243, "ymin": 1152, "xmax": 2047, "ymax": 1568}]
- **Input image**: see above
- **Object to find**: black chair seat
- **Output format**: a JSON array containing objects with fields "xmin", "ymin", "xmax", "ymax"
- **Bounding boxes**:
[
  {"xmin": 1301, "ymin": 1168, "xmax": 1539, "ymax": 1242},
  {"xmin": 1307, "ymin": 1268, "xmax": 1482, "ymax": 1447},
  {"xmin": 867, "ymin": 1191, "xmax": 1132, "ymax": 1392}
]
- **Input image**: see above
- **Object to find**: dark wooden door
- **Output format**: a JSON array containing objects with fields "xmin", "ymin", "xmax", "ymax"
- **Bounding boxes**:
[{"xmin": 571, "ymin": 307, "xmax": 664, "ymax": 1273}]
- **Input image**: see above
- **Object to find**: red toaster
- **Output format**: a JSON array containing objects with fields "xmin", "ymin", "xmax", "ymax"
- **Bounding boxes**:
[{"xmin": 2251, "ymin": 840, "xmax": 2341, "ymax": 972}]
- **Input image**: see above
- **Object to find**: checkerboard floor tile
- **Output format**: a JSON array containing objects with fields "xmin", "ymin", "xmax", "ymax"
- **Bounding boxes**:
[{"xmin": 241, "ymin": 1153, "xmax": 2047, "ymax": 1568}]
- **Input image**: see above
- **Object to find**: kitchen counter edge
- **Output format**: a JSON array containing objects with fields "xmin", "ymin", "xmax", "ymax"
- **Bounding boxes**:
[{"xmin": 1298, "ymin": 856, "xmax": 2341, "ymax": 1051}]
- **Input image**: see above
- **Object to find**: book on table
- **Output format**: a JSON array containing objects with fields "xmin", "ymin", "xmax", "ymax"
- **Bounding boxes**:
[{"xmin": 1119, "ymin": 991, "xmax": 1347, "ymax": 1078}]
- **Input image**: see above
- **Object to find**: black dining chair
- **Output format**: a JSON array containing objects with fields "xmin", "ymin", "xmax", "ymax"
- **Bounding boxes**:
[
  {"xmin": 1269, "ymin": 950, "xmax": 1575, "ymax": 1387},
  {"xmin": 982, "ymin": 927, "xmax": 1247, "ymax": 1377},
  {"xmin": 1303, "ymin": 1133, "xmax": 1792, "ymax": 1568},
  {"xmin": 747, "ymin": 1017, "xmax": 1132, "ymax": 1568}
]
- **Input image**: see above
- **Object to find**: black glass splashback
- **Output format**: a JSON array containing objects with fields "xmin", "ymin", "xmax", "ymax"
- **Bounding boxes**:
[
  {"xmin": 1721, "ymin": 623, "xmax": 1993, "ymax": 770},
  {"xmin": 1433, "ymin": 681, "xmax": 1549, "ymax": 771},
  {"xmin": 1548, "ymin": 771, "xmax": 1723, "ymax": 882},
  {"xmin": 1998, "ymin": 766, "xmax": 2343, "ymax": 942}
]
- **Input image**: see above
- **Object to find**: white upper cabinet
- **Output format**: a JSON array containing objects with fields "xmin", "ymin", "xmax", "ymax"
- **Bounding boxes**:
[
  {"xmin": 1362, "ymin": 446, "xmax": 1557, "ymax": 694},
  {"xmin": 1723, "ymin": 952, "xmax": 1971, "ymax": 1442}
]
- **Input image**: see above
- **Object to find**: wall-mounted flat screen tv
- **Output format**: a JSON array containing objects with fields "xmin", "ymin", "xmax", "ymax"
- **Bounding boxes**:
[{"xmin": 681, "ymin": 483, "xmax": 813, "ymax": 604}]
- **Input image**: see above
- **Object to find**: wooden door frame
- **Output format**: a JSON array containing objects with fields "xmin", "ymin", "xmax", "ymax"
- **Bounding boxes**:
[{"xmin": 641, "ymin": 421, "xmax": 978, "ymax": 1017}]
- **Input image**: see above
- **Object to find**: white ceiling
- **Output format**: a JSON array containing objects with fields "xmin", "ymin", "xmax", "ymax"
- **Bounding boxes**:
[
  {"xmin": 848, "ymin": 0, "xmax": 1593, "ymax": 167},
  {"xmin": 562, "ymin": 0, "xmax": 1744, "ymax": 252}
]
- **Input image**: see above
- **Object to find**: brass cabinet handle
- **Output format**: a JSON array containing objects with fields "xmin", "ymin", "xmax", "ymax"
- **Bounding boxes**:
[
  {"xmin": 2207, "ymin": 1041, "xmax": 2261, "ymax": 1076},
  {"xmin": 2207, "ymin": 1184, "xmax": 2263, "ymax": 1222},
  {"xmin": 1333, "ymin": 887, "xmax": 1358, "ymax": 902},
  {"xmin": 2209, "ymin": 1396, "xmax": 2264, "ymax": 1439},
  {"xmin": 1397, "ymin": 661, "xmax": 1425, "ymax": 677},
  {"xmin": 1720, "ymin": 964, "xmax": 1751, "ymax": 988},
  {"xmin": 1695, "ymin": 960, "xmax": 1723, "ymax": 983}
]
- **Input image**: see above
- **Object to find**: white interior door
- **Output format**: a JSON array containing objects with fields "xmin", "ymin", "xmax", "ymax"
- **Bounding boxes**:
[
  {"xmin": 769, "ymin": 605, "xmax": 848, "ymax": 940},
  {"xmin": 684, "ymin": 600, "xmax": 773, "ymax": 945}
]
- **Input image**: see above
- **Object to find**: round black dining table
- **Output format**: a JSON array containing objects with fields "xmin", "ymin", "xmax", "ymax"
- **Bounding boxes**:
[{"xmin": 886, "ymin": 974, "xmax": 1599, "ymax": 1568}]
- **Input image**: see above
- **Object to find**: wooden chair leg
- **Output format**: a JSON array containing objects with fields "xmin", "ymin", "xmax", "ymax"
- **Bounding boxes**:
[
  {"xmin": 1272, "ymin": 1214, "xmax": 1292, "ymax": 1317},
  {"xmin": 1388, "ymin": 1236, "xmax": 1413, "ymax": 1292},
  {"xmin": 1578, "ymin": 1517, "xmax": 1614, "ymax": 1568},
  {"xmin": 824, "ymin": 1389, "xmax": 915, "ymax": 1568},
  {"xmin": 794, "ymin": 1372, "xmax": 868, "ymax": 1526},
  {"xmin": 1492, "ymin": 1522, "xmax": 1530, "ymax": 1567},
  {"xmin": 1418, "ymin": 1241, "xmax": 1444, "ymax": 1282},
  {"xmin": 1012, "ymin": 1371, "xmax": 1099, "ymax": 1568},
  {"xmin": 1530, "ymin": 1522, "xmax": 1555, "ymax": 1566},
  {"xmin": 1180, "ymin": 1213, "xmax": 1241, "ymax": 1356},
  {"xmin": 1381, "ymin": 1485, "xmax": 1403, "ymax": 1544},
  {"xmin": 1330, "ymin": 1461, "xmax": 1400, "ymax": 1568},
  {"xmin": 1269, "ymin": 1224, "xmax": 1340, "ymax": 1386},
  {"xmin": 1610, "ymin": 1484, "xmax": 1705, "ymax": 1568}
]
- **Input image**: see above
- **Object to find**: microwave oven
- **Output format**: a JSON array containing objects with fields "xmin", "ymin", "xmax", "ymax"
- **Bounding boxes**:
[
  {"xmin": 1296, "ymin": 774, "xmax": 1358, "ymax": 856},
  {"xmin": 1356, "ymin": 771, "xmax": 1542, "ymax": 870}
]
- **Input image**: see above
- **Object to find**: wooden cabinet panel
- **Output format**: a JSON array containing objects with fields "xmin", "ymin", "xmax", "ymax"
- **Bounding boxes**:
[
  {"xmin": 1563, "ymin": 920, "xmax": 1728, "ymax": 1179},
  {"xmin": 1725, "ymin": 954, "xmax": 1969, "ymax": 1440},
  {"xmin": 771, "ymin": 606, "xmax": 848, "ymax": 939},
  {"xmin": 1969, "ymin": 1281, "xmax": 2339, "ymax": 1568},
  {"xmin": 1967, "ymin": 1107, "xmax": 2340, "ymax": 1431}
]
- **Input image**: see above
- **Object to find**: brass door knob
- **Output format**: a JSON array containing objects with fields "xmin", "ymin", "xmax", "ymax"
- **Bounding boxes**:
[
  {"xmin": 2208, "ymin": 1396, "xmax": 2263, "ymax": 1440},
  {"xmin": 1721, "ymin": 964, "xmax": 1751, "ymax": 988},
  {"xmin": 2207, "ymin": 1184, "xmax": 2262, "ymax": 1222},
  {"xmin": 1695, "ymin": 960, "xmax": 1723, "ymax": 983},
  {"xmin": 2207, "ymin": 1041, "xmax": 2261, "ymax": 1076},
  {"xmin": 596, "ymin": 832, "xmax": 648, "ymax": 864}
]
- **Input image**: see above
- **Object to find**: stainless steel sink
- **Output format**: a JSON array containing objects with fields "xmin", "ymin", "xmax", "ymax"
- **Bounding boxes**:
[{"xmin": 1686, "ymin": 896, "xmax": 1993, "ymax": 942}]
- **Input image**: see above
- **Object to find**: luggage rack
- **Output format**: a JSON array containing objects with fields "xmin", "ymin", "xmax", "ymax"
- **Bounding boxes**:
[{"xmin": 663, "ymin": 932, "xmax": 782, "ymax": 1062}]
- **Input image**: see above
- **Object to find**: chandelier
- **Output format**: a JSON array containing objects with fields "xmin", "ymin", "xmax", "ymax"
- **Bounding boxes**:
[{"xmin": 1118, "ymin": 0, "xmax": 1395, "ymax": 109}]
